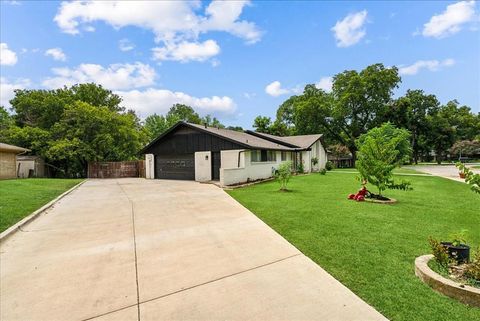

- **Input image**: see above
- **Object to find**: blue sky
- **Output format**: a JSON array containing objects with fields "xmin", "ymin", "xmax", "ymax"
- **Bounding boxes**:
[{"xmin": 1, "ymin": 1, "xmax": 479, "ymax": 129}]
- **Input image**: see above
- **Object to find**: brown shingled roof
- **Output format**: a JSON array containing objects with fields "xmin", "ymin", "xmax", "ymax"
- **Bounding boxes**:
[
  {"xmin": 187, "ymin": 123, "xmax": 297, "ymax": 151},
  {"xmin": 0, "ymin": 142, "xmax": 31, "ymax": 153},
  {"xmin": 244, "ymin": 131, "xmax": 323, "ymax": 149}
]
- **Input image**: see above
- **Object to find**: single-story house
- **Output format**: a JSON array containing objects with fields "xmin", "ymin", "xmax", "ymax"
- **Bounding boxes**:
[
  {"xmin": 141, "ymin": 121, "xmax": 327, "ymax": 186},
  {"xmin": 0, "ymin": 142, "xmax": 30, "ymax": 179},
  {"xmin": 16, "ymin": 155, "xmax": 46, "ymax": 178}
]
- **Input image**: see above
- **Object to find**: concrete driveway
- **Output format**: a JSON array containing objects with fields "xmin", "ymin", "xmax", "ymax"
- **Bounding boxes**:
[
  {"xmin": 408, "ymin": 164, "xmax": 480, "ymax": 182},
  {"xmin": 1, "ymin": 179, "xmax": 386, "ymax": 321}
]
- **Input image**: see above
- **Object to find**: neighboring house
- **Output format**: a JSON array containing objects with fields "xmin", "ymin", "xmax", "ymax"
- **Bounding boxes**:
[
  {"xmin": 141, "ymin": 121, "xmax": 327, "ymax": 186},
  {"xmin": 16, "ymin": 155, "xmax": 46, "ymax": 178},
  {"xmin": 0, "ymin": 143, "xmax": 30, "ymax": 179}
]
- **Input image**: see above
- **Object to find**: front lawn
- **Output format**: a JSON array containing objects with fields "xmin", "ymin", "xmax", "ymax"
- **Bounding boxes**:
[
  {"xmin": 227, "ymin": 173, "xmax": 480, "ymax": 321},
  {"xmin": 332, "ymin": 167, "xmax": 427, "ymax": 175},
  {"xmin": 0, "ymin": 178, "xmax": 83, "ymax": 232}
]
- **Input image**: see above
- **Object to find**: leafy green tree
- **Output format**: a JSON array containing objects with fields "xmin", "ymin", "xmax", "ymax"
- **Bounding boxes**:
[
  {"xmin": 10, "ymin": 83, "xmax": 123, "ymax": 129},
  {"xmin": 1, "ymin": 125, "xmax": 51, "ymax": 156},
  {"xmin": 439, "ymin": 100, "xmax": 480, "ymax": 141},
  {"xmin": 425, "ymin": 109, "xmax": 456, "ymax": 164},
  {"xmin": 388, "ymin": 90, "xmax": 440, "ymax": 164},
  {"xmin": 143, "ymin": 113, "xmax": 170, "ymax": 141},
  {"xmin": 201, "ymin": 114, "xmax": 224, "ymax": 128},
  {"xmin": 275, "ymin": 64, "xmax": 401, "ymax": 160},
  {"xmin": 166, "ymin": 104, "xmax": 202, "ymax": 124},
  {"xmin": 253, "ymin": 116, "xmax": 273, "ymax": 133},
  {"xmin": 252, "ymin": 115, "xmax": 292, "ymax": 136},
  {"xmin": 46, "ymin": 101, "xmax": 146, "ymax": 177},
  {"xmin": 143, "ymin": 105, "xmax": 225, "ymax": 141},
  {"xmin": 0, "ymin": 106, "xmax": 13, "ymax": 131},
  {"xmin": 226, "ymin": 125, "xmax": 244, "ymax": 132},
  {"xmin": 356, "ymin": 123, "xmax": 412, "ymax": 196}
]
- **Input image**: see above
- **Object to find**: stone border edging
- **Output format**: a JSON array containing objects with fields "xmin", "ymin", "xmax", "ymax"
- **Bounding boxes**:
[
  {"xmin": 0, "ymin": 180, "xmax": 86, "ymax": 242},
  {"xmin": 415, "ymin": 254, "xmax": 480, "ymax": 307}
]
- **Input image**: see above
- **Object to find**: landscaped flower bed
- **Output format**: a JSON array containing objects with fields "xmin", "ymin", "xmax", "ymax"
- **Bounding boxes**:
[{"xmin": 424, "ymin": 235, "xmax": 480, "ymax": 297}]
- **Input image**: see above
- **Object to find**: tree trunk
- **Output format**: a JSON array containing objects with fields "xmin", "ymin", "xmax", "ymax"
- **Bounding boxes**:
[{"xmin": 351, "ymin": 149, "xmax": 357, "ymax": 166}]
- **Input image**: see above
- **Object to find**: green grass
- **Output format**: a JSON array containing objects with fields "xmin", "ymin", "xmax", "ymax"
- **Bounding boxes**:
[
  {"xmin": 228, "ymin": 173, "xmax": 480, "ymax": 321},
  {"xmin": 0, "ymin": 178, "xmax": 83, "ymax": 232},
  {"xmin": 332, "ymin": 167, "xmax": 427, "ymax": 175}
]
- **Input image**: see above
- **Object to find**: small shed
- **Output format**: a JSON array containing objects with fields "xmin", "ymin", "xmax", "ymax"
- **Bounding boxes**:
[
  {"xmin": 16, "ymin": 155, "xmax": 45, "ymax": 178},
  {"xmin": 0, "ymin": 142, "xmax": 30, "ymax": 179}
]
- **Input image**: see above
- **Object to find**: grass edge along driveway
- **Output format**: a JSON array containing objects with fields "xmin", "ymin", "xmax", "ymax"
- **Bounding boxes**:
[
  {"xmin": 227, "ymin": 173, "xmax": 480, "ymax": 321},
  {"xmin": 0, "ymin": 178, "xmax": 84, "ymax": 232}
]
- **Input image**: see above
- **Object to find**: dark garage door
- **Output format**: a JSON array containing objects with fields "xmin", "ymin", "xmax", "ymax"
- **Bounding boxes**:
[{"xmin": 155, "ymin": 154, "xmax": 195, "ymax": 180}]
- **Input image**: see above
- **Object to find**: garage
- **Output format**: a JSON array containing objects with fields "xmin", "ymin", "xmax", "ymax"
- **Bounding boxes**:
[
  {"xmin": 141, "ymin": 122, "xmax": 247, "ymax": 181},
  {"xmin": 155, "ymin": 154, "xmax": 195, "ymax": 180}
]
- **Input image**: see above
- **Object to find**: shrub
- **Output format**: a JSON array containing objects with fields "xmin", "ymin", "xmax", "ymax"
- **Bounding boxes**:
[
  {"xmin": 325, "ymin": 161, "xmax": 334, "ymax": 171},
  {"xmin": 464, "ymin": 247, "xmax": 480, "ymax": 283},
  {"xmin": 319, "ymin": 168, "xmax": 326, "ymax": 175},
  {"xmin": 296, "ymin": 162, "xmax": 304, "ymax": 174},
  {"xmin": 428, "ymin": 237, "xmax": 450, "ymax": 268},
  {"xmin": 276, "ymin": 161, "xmax": 293, "ymax": 191}
]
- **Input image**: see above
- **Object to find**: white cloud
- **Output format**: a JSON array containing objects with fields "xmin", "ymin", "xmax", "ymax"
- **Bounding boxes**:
[
  {"xmin": 54, "ymin": 1, "xmax": 260, "ymax": 63},
  {"xmin": 399, "ymin": 58, "xmax": 456, "ymax": 75},
  {"xmin": 331, "ymin": 10, "xmax": 368, "ymax": 47},
  {"xmin": 0, "ymin": 77, "xmax": 30, "ymax": 107},
  {"xmin": 45, "ymin": 47, "xmax": 67, "ymax": 61},
  {"xmin": 265, "ymin": 81, "xmax": 291, "ymax": 97},
  {"xmin": 119, "ymin": 38, "xmax": 135, "ymax": 52},
  {"xmin": 42, "ymin": 62, "xmax": 156, "ymax": 90},
  {"xmin": 0, "ymin": 43, "xmax": 18, "ymax": 66},
  {"xmin": 315, "ymin": 77, "xmax": 333, "ymax": 92},
  {"xmin": 422, "ymin": 1, "xmax": 477, "ymax": 38},
  {"xmin": 117, "ymin": 88, "xmax": 236, "ymax": 117},
  {"xmin": 152, "ymin": 39, "xmax": 220, "ymax": 62}
]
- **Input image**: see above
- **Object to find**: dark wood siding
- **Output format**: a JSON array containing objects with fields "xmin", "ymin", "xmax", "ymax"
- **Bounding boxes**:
[
  {"xmin": 145, "ymin": 125, "xmax": 245, "ymax": 180},
  {"xmin": 146, "ymin": 127, "xmax": 244, "ymax": 155}
]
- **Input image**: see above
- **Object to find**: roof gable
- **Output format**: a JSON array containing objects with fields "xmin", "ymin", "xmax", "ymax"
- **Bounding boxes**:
[{"xmin": 140, "ymin": 122, "xmax": 298, "ymax": 154}]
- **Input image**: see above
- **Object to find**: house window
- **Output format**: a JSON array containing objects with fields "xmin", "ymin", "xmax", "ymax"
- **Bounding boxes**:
[
  {"xmin": 281, "ymin": 151, "xmax": 287, "ymax": 161},
  {"xmin": 251, "ymin": 150, "xmax": 277, "ymax": 162},
  {"xmin": 251, "ymin": 150, "xmax": 261, "ymax": 162},
  {"xmin": 266, "ymin": 150, "xmax": 276, "ymax": 162}
]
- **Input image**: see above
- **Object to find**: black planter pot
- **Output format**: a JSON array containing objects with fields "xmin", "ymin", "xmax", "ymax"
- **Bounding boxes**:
[{"xmin": 441, "ymin": 242, "xmax": 470, "ymax": 264}]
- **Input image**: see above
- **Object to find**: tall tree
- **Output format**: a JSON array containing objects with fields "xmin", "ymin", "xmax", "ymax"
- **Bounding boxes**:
[
  {"xmin": 46, "ymin": 101, "xmax": 146, "ymax": 176},
  {"xmin": 387, "ymin": 90, "xmax": 440, "ymax": 163},
  {"xmin": 252, "ymin": 116, "xmax": 273, "ymax": 133},
  {"xmin": 275, "ymin": 64, "xmax": 401, "ymax": 160},
  {"xmin": 143, "ymin": 114, "xmax": 170, "ymax": 141},
  {"xmin": 166, "ymin": 104, "xmax": 202, "ymax": 124},
  {"xmin": 425, "ymin": 110, "xmax": 456, "ymax": 164},
  {"xmin": 10, "ymin": 83, "xmax": 123, "ymax": 129}
]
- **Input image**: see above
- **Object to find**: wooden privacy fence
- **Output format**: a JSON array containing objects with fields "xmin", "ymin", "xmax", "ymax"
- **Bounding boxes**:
[{"xmin": 88, "ymin": 160, "xmax": 145, "ymax": 178}]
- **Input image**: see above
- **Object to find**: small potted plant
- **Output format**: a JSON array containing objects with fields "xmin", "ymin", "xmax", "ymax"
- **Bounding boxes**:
[{"xmin": 441, "ymin": 230, "xmax": 470, "ymax": 264}]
